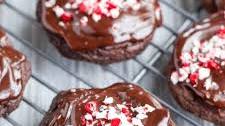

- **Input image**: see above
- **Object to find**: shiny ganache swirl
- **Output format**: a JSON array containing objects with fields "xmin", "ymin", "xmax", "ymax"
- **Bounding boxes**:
[
  {"xmin": 170, "ymin": 11, "xmax": 225, "ymax": 109},
  {"xmin": 203, "ymin": 0, "xmax": 225, "ymax": 12},
  {"xmin": 40, "ymin": 83, "xmax": 174, "ymax": 126},
  {"xmin": 0, "ymin": 29, "xmax": 26, "ymax": 102},
  {"xmin": 41, "ymin": 0, "xmax": 161, "ymax": 51}
]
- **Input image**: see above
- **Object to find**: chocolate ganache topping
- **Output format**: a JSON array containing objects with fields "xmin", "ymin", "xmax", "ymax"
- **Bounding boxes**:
[
  {"xmin": 170, "ymin": 11, "xmax": 225, "ymax": 109},
  {"xmin": 40, "ymin": 83, "xmax": 174, "ymax": 126},
  {"xmin": 203, "ymin": 0, "xmax": 225, "ymax": 12},
  {"xmin": 0, "ymin": 29, "xmax": 27, "ymax": 102},
  {"xmin": 41, "ymin": 0, "xmax": 161, "ymax": 51}
]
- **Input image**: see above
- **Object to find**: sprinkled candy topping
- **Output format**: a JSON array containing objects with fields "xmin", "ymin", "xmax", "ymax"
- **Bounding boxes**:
[
  {"xmin": 45, "ymin": 0, "xmax": 142, "ymax": 26},
  {"xmin": 81, "ymin": 97, "xmax": 155, "ymax": 126},
  {"xmin": 170, "ymin": 28, "xmax": 225, "ymax": 101}
]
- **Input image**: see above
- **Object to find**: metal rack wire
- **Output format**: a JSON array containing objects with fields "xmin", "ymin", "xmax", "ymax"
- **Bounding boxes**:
[{"xmin": 0, "ymin": 0, "xmax": 207, "ymax": 126}]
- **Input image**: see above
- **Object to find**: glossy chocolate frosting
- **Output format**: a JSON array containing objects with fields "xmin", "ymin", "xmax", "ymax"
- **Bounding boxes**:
[
  {"xmin": 40, "ymin": 83, "xmax": 175, "ymax": 126},
  {"xmin": 171, "ymin": 11, "xmax": 225, "ymax": 109},
  {"xmin": 0, "ymin": 29, "xmax": 27, "ymax": 102},
  {"xmin": 203, "ymin": 0, "xmax": 225, "ymax": 12},
  {"xmin": 41, "ymin": 0, "xmax": 161, "ymax": 51}
]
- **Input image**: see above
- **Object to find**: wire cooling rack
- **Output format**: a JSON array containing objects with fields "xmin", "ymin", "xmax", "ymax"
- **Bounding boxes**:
[{"xmin": 0, "ymin": 0, "xmax": 213, "ymax": 126}]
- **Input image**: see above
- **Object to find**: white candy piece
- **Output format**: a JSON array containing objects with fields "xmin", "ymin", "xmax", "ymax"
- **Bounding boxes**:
[
  {"xmin": 53, "ymin": 6, "xmax": 64, "ymax": 17},
  {"xmin": 107, "ymin": 107, "xmax": 119, "ymax": 120},
  {"xmin": 144, "ymin": 104, "xmax": 155, "ymax": 113},
  {"xmin": 198, "ymin": 68, "xmax": 210, "ymax": 80},
  {"xmin": 132, "ymin": 3, "xmax": 141, "ymax": 11},
  {"xmin": 198, "ymin": 54, "xmax": 209, "ymax": 63},
  {"xmin": 190, "ymin": 63, "xmax": 199, "ymax": 73},
  {"xmin": 178, "ymin": 68, "xmax": 189, "ymax": 82},
  {"xmin": 192, "ymin": 46, "xmax": 199, "ymax": 55},
  {"xmin": 84, "ymin": 113, "xmax": 93, "ymax": 120},
  {"xmin": 201, "ymin": 41, "xmax": 213, "ymax": 53},
  {"xmin": 204, "ymin": 78, "xmax": 219, "ymax": 90},
  {"xmin": 132, "ymin": 118, "xmax": 144, "ymax": 126},
  {"xmin": 110, "ymin": 8, "xmax": 120, "ymax": 18},
  {"xmin": 204, "ymin": 78, "xmax": 212, "ymax": 90},
  {"xmin": 103, "ymin": 97, "xmax": 114, "ymax": 104},
  {"xmin": 45, "ymin": 0, "xmax": 56, "ymax": 8},
  {"xmin": 64, "ymin": 3, "xmax": 72, "ymax": 9},
  {"xmin": 221, "ymin": 61, "xmax": 225, "ymax": 66},
  {"xmin": 170, "ymin": 72, "xmax": 179, "ymax": 85},
  {"xmin": 58, "ymin": 21, "xmax": 65, "ymax": 27},
  {"xmin": 95, "ymin": 110, "xmax": 107, "ymax": 119},
  {"xmin": 180, "ymin": 52, "xmax": 192, "ymax": 64},
  {"xmin": 192, "ymin": 40, "xmax": 201, "ymax": 47},
  {"xmin": 92, "ymin": 13, "xmax": 101, "ymax": 22},
  {"xmin": 136, "ymin": 113, "xmax": 148, "ymax": 120},
  {"xmin": 80, "ymin": 16, "xmax": 88, "ymax": 26}
]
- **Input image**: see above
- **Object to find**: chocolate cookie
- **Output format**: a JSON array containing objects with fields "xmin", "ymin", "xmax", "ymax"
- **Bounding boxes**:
[
  {"xmin": 202, "ymin": 0, "xmax": 225, "ymax": 12},
  {"xmin": 40, "ymin": 83, "xmax": 175, "ymax": 126},
  {"xmin": 36, "ymin": 0, "xmax": 161, "ymax": 64},
  {"xmin": 0, "ymin": 29, "xmax": 31, "ymax": 116},
  {"xmin": 168, "ymin": 11, "xmax": 225, "ymax": 125}
]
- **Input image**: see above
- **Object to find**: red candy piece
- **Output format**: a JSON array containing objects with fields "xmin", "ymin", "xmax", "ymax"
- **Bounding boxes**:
[
  {"xmin": 107, "ymin": 1, "xmax": 117, "ymax": 10},
  {"xmin": 207, "ymin": 60, "xmax": 220, "ymax": 70},
  {"xmin": 60, "ymin": 12, "xmax": 73, "ymax": 22},
  {"xmin": 81, "ymin": 116, "xmax": 86, "ymax": 126},
  {"xmin": 85, "ymin": 101, "xmax": 98, "ymax": 113},
  {"xmin": 189, "ymin": 73, "xmax": 198, "ymax": 85},
  {"xmin": 111, "ymin": 118, "xmax": 121, "ymax": 126},
  {"xmin": 79, "ymin": 3, "xmax": 87, "ymax": 13},
  {"xmin": 182, "ymin": 63, "xmax": 190, "ymax": 67},
  {"xmin": 121, "ymin": 108, "xmax": 130, "ymax": 116},
  {"xmin": 217, "ymin": 28, "xmax": 225, "ymax": 39},
  {"xmin": 121, "ymin": 108, "xmax": 128, "ymax": 113},
  {"xmin": 94, "ymin": 6, "xmax": 103, "ymax": 15}
]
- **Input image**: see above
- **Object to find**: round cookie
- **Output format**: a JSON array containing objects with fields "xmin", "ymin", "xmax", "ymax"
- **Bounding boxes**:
[
  {"xmin": 202, "ymin": 0, "xmax": 225, "ymax": 12},
  {"xmin": 168, "ymin": 11, "xmax": 225, "ymax": 125},
  {"xmin": 40, "ymin": 83, "xmax": 175, "ymax": 126},
  {"xmin": 0, "ymin": 29, "xmax": 31, "ymax": 116},
  {"xmin": 36, "ymin": 0, "xmax": 162, "ymax": 64}
]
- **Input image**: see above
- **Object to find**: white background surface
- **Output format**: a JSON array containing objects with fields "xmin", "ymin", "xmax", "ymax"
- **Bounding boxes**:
[{"xmin": 0, "ymin": 0, "xmax": 215, "ymax": 126}]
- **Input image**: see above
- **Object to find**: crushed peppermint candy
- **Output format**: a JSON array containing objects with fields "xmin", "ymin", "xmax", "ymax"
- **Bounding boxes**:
[
  {"xmin": 45, "ymin": 0, "xmax": 56, "ymax": 8},
  {"xmin": 45, "ymin": 0, "xmax": 142, "ymax": 26},
  {"xmin": 103, "ymin": 97, "xmax": 114, "ymax": 104},
  {"xmin": 170, "ymin": 28, "xmax": 225, "ymax": 91},
  {"xmin": 81, "ymin": 96, "xmax": 155, "ymax": 126}
]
